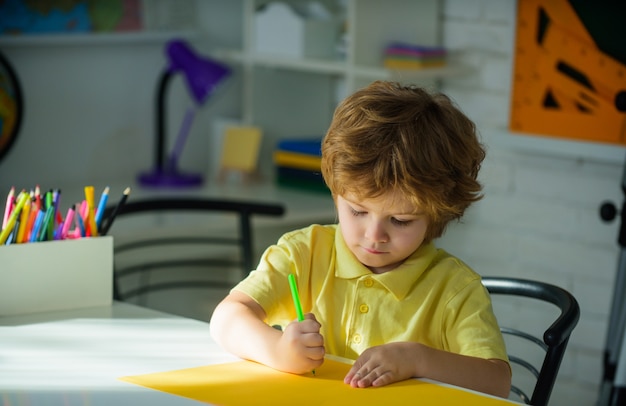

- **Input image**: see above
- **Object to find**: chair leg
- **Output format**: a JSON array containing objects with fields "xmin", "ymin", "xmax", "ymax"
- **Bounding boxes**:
[
  {"xmin": 240, "ymin": 212, "xmax": 253, "ymax": 278},
  {"xmin": 113, "ymin": 274, "xmax": 122, "ymax": 301}
]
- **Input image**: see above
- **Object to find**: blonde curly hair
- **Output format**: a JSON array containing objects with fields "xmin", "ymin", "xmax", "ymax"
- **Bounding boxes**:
[{"xmin": 321, "ymin": 81, "xmax": 486, "ymax": 242}]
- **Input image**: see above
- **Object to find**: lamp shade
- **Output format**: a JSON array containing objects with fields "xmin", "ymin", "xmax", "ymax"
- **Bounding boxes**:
[
  {"xmin": 138, "ymin": 39, "xmax": 231, "ymax": 188},
  {"xmin": 166, "ymin": 40, "xmax": 230, "ymax": 106}
]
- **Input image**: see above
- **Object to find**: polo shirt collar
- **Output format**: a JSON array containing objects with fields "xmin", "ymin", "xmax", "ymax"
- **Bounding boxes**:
[{"xmin": 334, "ymin": 227, "xmax": 438, "ymax": 300}]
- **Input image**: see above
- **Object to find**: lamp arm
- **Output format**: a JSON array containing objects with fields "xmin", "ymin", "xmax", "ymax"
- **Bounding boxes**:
[
  {"xmin": 155, "ymin": 70, "xmax": 175, "ymax": 173},
  {"xmin": 167, "ymin": 106, "xmax": 196, "ymax": 171}
]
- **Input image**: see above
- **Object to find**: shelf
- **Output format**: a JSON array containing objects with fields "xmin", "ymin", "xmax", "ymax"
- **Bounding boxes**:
[
  {"xmin": 213, "ymin": 48, "xmax": 474, "ymax": 81},
  {"xmin": 214, "ymin": 49, "xmax": 348, "ymax": 75},
  {"xmin": 0, "ymin": 30, "xmax": 196, "ymax": 47}
]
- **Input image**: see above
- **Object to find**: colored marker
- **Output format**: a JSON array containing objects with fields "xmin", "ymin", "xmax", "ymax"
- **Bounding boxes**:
[
  {"xmin": 60, "ymin": 205, "xmax": 75, "ymax": 240},
  {"xmin": 34, "ymin": 185, "xmax": 42, "ymax": 210},
  {"xmin": 5, "ymin": 216, "xmax": 20, "ymax": 245},
  {"xmin": 45, "ymin": 189, "xmax": 52, "ymax": 210},
  {"xmin": 15, "ymin": 197, "xmax": 31, "ymax": 243},
  {"xmin": 53, "ymin": 189, "xmax": 62, "ymax": 225},
  {"xmin": 29, "ymin": 211, "xmax": 44, "ymax": 243},
  {"xmin": 0, "ymin": 191, "xmax": 28, "ymax": 245},
  {"xmin": 24, "ymin": 203, "xmax": 39, "ymax": 242},
  {"xmin": 79, "ymin": 199, "xmax": 88, "ymax": 218},
  {"xmin": 75, "ymin": 212, "xmax": 86, "ymax": 238},
  {"xmin": 288, "ymin": 274, "xmax": 305, "ymax": 321},
  {"xmin": 40, "ymin": 190, "xmax": 54, "ymax": 240},
  {"xmin": 84, "ymin": 186, "xmax": 98, "ymax": 237},
  {"xmin": 288, "ymin": 273, "xmax": 315, "ymax": 376},
  {"xmin": 38, "ymin": 207, "xmax": 55, "ymax": 242},
  {"xmin": 2, "ymin": 186, "xmax": 15, "ymax": 230}
]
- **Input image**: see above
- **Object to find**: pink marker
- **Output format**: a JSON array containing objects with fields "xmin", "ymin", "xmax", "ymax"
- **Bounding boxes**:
[
  {"xmin": 61, "ymin": 205, "xmax": 75, "ymax": 239},
  {"xmin": 2, "ymin": 186, "xmax": 15, "ymax": 230}
]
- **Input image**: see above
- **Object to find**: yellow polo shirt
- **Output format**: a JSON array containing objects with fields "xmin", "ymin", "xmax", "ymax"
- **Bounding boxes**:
[{"xmin": 233, "ymin": 224, "xmax": 508, "ymax": 363}]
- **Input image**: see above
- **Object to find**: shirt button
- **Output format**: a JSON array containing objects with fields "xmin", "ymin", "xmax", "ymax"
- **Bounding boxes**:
[
  {"xmin": 353, "ymin": 334, "xmax": 362, "ymax": 344},
  {"xmin": 363, "ymin": 278, "xmax": 374, "ymax": 287},
  {"xmin": 359, "ymin": 304, "xmax": 369, "ymax": 313}
]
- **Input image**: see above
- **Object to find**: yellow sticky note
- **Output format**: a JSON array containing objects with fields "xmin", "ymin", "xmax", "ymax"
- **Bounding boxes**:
[{"xmin": 220, "ymin": 126, "xmax": 262, "ymax": 172}]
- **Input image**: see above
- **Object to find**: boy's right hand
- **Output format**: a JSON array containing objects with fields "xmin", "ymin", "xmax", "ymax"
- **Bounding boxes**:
[{"xmin": 277, "ymin": 313, "xmax": 325, "ymax": 374}]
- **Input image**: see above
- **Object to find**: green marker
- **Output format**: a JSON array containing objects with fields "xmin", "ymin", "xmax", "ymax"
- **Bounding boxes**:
[
  {"xmin": 288, "ymin": 273, "xmax": 305, "ymax": 321},
  {"xmin": 288, "ymin": 273, "xmax": 315, "ymax": 376}
]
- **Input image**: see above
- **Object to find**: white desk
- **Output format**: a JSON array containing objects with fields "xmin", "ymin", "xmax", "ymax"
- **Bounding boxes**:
[
  {"xmin": 0, "ymin": 303, "xmax": 518, "ymax": 406},
  {"xmin": 0, "ymin": 303, "xmax": 238, "ymax": 405}
]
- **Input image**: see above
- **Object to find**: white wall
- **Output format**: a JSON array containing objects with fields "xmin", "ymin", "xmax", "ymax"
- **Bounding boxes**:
[
  {"xmin": 1, "ymin": 43, "xmax": 161, "ymax": 188},
  {"xmin": 439, "ymin": 1, "xmax": 624, "ymax": 404},
  {"xmin": 0, "ymin": 36, "xmax": 241, "ymax": 194}
]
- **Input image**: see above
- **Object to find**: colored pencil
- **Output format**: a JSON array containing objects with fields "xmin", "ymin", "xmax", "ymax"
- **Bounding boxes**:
[
  {"xmin": 100, "ymin": 187, "xmax": 130, "ymax": 235},
  {"xmin": 95, "ymin": 186, "xmax": 110, "ymax": 229},
  {"xmin": 15, "ymin": 197, "xmax": 31, "ymax": 243},
  {"xmin": 0, "ymin": 191, "xmax": 28, "ymax": 245},
  {"xmin": 2, "ymin": 186, "xmax": 15, "ymax": 230}
]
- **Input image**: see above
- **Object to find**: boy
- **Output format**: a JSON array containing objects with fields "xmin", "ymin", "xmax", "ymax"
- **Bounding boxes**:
[{"xmin": 210, "ymin": 81, "xmax": 511, "ymax": 398}]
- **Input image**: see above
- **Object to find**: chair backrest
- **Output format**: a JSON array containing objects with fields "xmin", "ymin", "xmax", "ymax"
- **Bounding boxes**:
[
  {"xmin": 481, "ymin": 277, "xmax": 580, "ymax": 406},
  {"xmin": 102, "ymin": 197, "xmax": 285, "ymax": 302}
]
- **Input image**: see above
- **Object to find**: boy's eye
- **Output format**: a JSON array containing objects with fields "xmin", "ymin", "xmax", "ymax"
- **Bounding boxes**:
[
  {"xmin": 350, "ymin": 208, "xmax": 364, "ymax": 216},
  {"xmin": 391, "ymin": 218, "xmax": 412, "ymax": 227}
]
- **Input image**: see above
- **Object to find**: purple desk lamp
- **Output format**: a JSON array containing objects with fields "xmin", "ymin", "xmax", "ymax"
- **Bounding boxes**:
[{"xmin": 138, "ymin": 39, "xmax": 231, "ymax": 187}]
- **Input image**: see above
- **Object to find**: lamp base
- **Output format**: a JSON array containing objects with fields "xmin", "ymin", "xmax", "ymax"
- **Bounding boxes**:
[{"xmin": 138, "ymin": 169, "xmax": 204, "ymax": 188}]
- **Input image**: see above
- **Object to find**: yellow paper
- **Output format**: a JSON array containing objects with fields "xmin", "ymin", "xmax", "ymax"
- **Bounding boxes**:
[{"xmin": 120, "ymin": 359, "xmax": 513, "ymax": 405}]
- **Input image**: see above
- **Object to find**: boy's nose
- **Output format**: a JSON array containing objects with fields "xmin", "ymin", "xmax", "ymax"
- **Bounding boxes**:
[{"xmin": 365, "ymin": 221, "xmax": 388, "ymax": 243}]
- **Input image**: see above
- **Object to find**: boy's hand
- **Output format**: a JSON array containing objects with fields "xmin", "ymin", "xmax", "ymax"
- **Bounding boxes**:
[
  {"xmin": 277, "ymin": 313, "xmax": 325, "ymax": 374},
  {"xmin": 344, "ymin": 342, "xmax": 419, "ymax": 388}
]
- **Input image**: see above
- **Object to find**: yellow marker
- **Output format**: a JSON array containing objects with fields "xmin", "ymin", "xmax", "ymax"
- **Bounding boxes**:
[
  {"xmin": 84, "ymin": 186, "xmax": 98, "ymax": 237},
  {"xmin": 15, "ymin": 197, "xmax": 31, "ymax": 243},
  {"xmin": 0, "ymin": 191, "xmax": 28, "ymax": 245}
]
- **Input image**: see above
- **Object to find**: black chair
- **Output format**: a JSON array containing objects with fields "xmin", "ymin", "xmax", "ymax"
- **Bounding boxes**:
[
  {"xmin": 482, "ymin": 277, "xmax": 580, "ymax": 406},
  {"xmin": 102, "ymin": 197, "xmax": 285, "ymax": 302}
]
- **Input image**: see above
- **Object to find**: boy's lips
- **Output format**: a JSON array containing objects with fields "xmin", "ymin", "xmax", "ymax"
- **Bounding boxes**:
[{"xmin": 363, "ymin": 246, "xmax": 386, "ymax": 254}]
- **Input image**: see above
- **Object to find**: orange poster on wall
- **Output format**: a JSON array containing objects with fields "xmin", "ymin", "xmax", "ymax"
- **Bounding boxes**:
[{"xmin": 509, "ymin": 0, "xmax": 626, "ymax": 145}]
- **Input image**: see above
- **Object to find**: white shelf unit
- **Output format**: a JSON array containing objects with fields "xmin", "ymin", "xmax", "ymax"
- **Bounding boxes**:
[{"xmin": 199, "ymin": 0, "xmax": 467, "ymax": 176}]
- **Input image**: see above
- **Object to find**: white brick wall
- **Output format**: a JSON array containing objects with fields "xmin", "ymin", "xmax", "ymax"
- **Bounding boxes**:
[{"xmin": 440, "ymin": 0, "xmax": 623, "ymax": 404}]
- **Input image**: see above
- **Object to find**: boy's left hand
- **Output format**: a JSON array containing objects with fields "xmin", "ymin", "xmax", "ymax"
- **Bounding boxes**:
[{"xmin": 344, "ymin": 342, "xmax": 419, "ymax": 388}]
